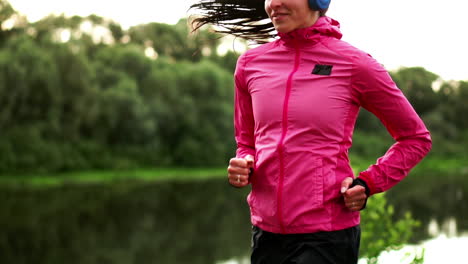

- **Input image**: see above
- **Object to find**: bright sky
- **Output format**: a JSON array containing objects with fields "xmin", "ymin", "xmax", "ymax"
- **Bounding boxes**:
[{"xmin": 8, "ymin": 0, "xmax": 468, "ymax": 81}]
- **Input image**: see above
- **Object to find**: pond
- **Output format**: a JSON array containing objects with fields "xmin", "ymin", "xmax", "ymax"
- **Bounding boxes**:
[
  {"xmin": 0, "ymin": 177, "xmax": 252, "ymax": 264},
  {"xmin": 0, "ymin": 172, "xmax": 466, "ymax": 264}
]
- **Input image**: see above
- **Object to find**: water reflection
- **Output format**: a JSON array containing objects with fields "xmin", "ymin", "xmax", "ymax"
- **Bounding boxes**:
[
  {"xmin": 2, "ymin": 173, "xmax": 466, "ymax": 264},
  {"xmin": 385, "ymin": 169, "xmax": 468, "ymax": 242},
  {"xmin": 366, "ymin": 234, "xmax": 468, "ymax": 264},
  {"xmin": 0, "ymin": 177, "xmax": 253, "ymax": 264},
  {"xmin": 427, "ymin": 217, "xmax": 458, "ymax": 237}
]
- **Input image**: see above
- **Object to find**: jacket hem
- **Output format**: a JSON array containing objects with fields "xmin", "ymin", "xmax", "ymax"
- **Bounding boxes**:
[{"xmin": 253, "ymin": 219, "xmax": 360, "ymax": 235}]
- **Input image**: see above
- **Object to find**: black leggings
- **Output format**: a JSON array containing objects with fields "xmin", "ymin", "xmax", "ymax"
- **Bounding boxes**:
[{"xmin": 251, "ymin": 225, "xmax": 361, "ymax": 264}]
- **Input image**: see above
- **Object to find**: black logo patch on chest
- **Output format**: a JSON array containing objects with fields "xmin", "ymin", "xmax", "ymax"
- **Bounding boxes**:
[{"xmin": 312, "ymin": 64, "xmax": 333, "ymax": 76}]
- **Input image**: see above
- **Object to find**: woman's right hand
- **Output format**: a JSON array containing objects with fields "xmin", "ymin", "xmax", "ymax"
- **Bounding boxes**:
[{"xmin": 227, "ymin": 155, "xmax": 254, "ymax": 188}]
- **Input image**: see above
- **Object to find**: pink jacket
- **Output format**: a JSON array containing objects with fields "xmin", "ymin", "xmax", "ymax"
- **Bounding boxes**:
[{"xmin": 234, "ymin": 17, "xmax": 432, "ymax": 234}]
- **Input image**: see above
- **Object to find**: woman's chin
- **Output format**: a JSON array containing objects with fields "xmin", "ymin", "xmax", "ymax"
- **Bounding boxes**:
[{"xmin": 274, "ymin": 26, "xmax": 293, "ymax": 34}]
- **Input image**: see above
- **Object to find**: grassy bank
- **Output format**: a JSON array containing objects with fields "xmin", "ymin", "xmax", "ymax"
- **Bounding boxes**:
[
  {"xmin": 0, "ymin": 156, "xmax": 464, "ymax": 187},
  {"xmin": 0, "ymin": 167, "xmax": 227, "ymax": 187}
]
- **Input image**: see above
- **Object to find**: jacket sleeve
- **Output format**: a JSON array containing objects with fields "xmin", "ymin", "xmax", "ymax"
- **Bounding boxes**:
[
  {"xmin": 234, "ymin": 54, "xmax": 256, "ymax": 158},
  {"xmin": 352, "ymin": 54, "xmax": 432, "ymax": 195}
]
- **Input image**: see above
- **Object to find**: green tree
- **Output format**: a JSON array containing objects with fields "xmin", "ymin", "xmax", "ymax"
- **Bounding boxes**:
[
  {"xmin": 52, "ymin": 41, "xmax": 98, "ymax": 141},
  {"xmin": 128, "ymin": 19, "xmax": 220, "ymax": 62},
  {"xmin": 360, "ymin": 194, "xmax": 420, "ymax": 264},
  {"xmin": 171, "ymin": 59, "xmax": 234, "ymax": 166},
  {"xmin": 209, "ymin": 49, "xmax": 241, "ymax": 73},
  {"xmin": 142, "ymin": 59, "xmax": 235, "ymax": 166},
  {"xmin": 440, "ymin": 81, "xmax": 468, "ymax": 130},
  {"xmin": 390, "ymin": 67, "xmax": 439, "ymax": 115},
  {"xmin": 0, "ymin": 35, "xmax": 60, "ymax": 130},
  {"xmin": 0, "ymin": 0, "xmax": 14, "ymax": 22},
  {"xmin": 0, "ymin": 0, "xmax": 16, "ymax": 45}
]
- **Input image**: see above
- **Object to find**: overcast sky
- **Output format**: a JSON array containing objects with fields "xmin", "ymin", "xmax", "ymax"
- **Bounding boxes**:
[{"xmin": 8, "ymin": 0, "xmax": 468, "ymax": 81}]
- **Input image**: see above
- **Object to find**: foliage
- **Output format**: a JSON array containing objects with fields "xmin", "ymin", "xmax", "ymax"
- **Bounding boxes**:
[
  {"xmin": 409, "ymin": 248, "xmax": 425, "ymax": 264},
  {"xmin": 127, "ymin": 19, "xmax": 221, "ymax": 62},
  {"xmin": 390, "ymin": 67, "xmax": 439, "ymax": 115},
  {"xmin": 0, "ymin": 1, "xmax": 239, "ymax": 173},
  {"xmin": 0, "ymin": 0, "xmax": 15, "ymax": 28},
  {"xmin": 0, "ymin": 0, "xmax": 467, "ymax": 175},
  {"xmin": 360, "ymin": 194, "xmax": 420, "ymax": 264}
]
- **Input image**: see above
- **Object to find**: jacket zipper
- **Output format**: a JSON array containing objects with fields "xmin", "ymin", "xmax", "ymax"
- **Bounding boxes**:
[{"xmin": 277, "ymin": 43, "xmax": 301, "ymax": 233}]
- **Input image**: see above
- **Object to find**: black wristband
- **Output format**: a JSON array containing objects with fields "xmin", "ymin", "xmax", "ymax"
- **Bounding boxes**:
[
  {"xmin": 350, "ymin": 178, "xmax": 370, "ymax": 210},
  {"xmin": 351, "ymin": 178, "xmax": 370, "ymax": 196}
]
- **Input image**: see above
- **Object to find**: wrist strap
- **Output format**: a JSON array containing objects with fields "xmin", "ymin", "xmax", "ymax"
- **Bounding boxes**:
[{"xmin": 351, "ymin": 178, "xmax": 370, "ymax": 210}]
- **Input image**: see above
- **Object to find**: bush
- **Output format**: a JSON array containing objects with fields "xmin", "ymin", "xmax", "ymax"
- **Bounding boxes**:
[{"xmin": 360, "ymin": 194, "xmax": 420, "ymax": 264}]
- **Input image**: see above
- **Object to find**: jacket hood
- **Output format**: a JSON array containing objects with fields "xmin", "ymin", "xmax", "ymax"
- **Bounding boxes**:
[{"xmin": 278, "ymin": 16, "xmax": 343, "ymax": 42}]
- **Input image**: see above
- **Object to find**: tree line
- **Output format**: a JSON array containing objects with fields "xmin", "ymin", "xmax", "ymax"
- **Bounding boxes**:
[{"xmin": 0, "ymin": 0, "xmax": 466, "ymax": 174}]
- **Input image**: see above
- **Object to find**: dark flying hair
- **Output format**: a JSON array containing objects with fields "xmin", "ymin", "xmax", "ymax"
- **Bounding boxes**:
[{"xmin": 189, "ymin": 0, "xmax": 275, "ymax": 42}]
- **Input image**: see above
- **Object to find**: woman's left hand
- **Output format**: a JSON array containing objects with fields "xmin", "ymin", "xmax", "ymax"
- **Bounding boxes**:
[{"xmin": 340, "ymin": 177, "xmax": 368, "ymax": 211}]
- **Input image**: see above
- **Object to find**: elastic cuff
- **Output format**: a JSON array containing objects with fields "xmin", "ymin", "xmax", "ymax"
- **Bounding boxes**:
[
  {"xmin": 351, "ymin": 178, "xmax": 370, "ymax": 210},
  {"xmin": 352, "ymin": 178, "xmax": 370, "ymax": 197},
  {"xmin": 357, "ymin": 171, "xmax": 377, "ymax": 195}
]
